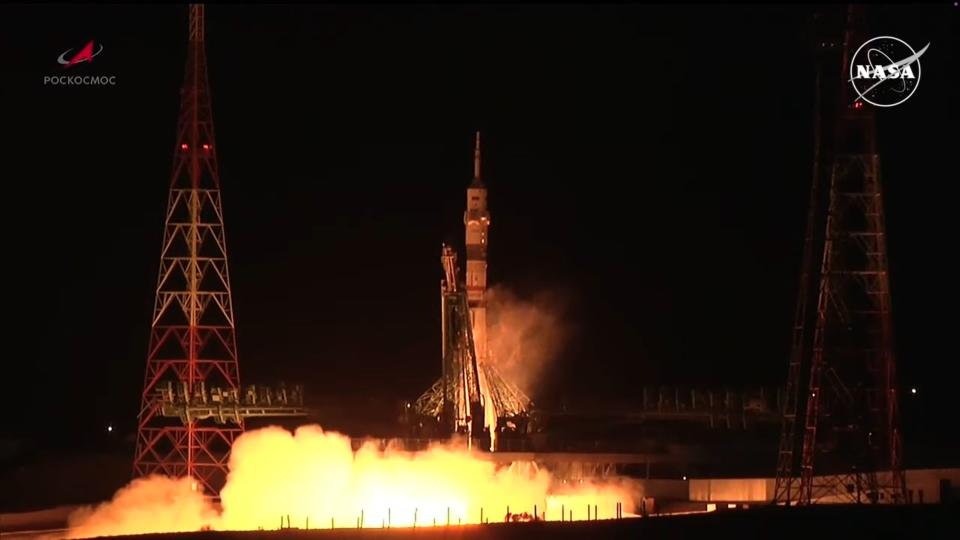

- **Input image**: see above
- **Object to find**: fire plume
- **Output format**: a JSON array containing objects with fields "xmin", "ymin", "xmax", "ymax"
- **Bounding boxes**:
[{"xmin": 68, "ymin": 425, "xmax": 637, "ymax": 537}]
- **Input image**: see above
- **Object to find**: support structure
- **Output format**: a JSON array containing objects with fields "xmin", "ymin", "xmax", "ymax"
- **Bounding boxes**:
[
  {"xmin": 774, "ymin": 9, "xmax": 833, "ymax": 505},
  {"xmin": 156, "ymin": 381, "xmax": 307, "ymax": 425},
  {"xmin": 442, "ymin": 245, "xmax": 485, "ymax": 440},
  {"xmin": 414, "ymin": 245, "xmax": 530, "ymax": 448},
  {"xmin": 133, "ymin": 4, "xmax": 242, "ymax": 495},
  {"xmin": 774, "ymin": 5, "xmax": 905, "ymax": 505}
]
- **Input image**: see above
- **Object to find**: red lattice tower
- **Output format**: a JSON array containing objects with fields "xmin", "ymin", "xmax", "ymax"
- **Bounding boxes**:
[
  {"xmin": 774, "ymin": 5, "xmax": 905, "ymax": 505},
  {"xmin": 133, "ymin": 4, "xmax": 242, "ymax": 495}
]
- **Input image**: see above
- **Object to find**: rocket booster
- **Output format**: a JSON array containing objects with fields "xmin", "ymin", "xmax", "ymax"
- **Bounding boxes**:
[{"xmin": 464, "ymin": 131, "xmax": 490, "ymax": 362}]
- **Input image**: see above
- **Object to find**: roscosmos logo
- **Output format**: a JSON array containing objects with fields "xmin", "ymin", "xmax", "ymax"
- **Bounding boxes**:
[
  {"xmin": 44, "ymin": 39, "xmax": 117, "ymax": 86},
  {"xmin": 57, "ymin": 40, "xmax": 104, "ymax": 68}
]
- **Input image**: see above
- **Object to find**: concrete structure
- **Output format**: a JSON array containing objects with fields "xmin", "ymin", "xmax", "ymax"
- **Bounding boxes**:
[{"xmin": 692, "ymin": 468, "xmax": 960, "ymax": 505}]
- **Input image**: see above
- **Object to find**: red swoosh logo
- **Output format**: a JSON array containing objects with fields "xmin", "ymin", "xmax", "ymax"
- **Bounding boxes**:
[{"xmin": 58, "ymin": 40, "xmax": 101, "ymax": 68}]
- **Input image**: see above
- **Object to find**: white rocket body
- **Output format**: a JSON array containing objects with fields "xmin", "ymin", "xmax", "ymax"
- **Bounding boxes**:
[{"xmin": 464, "ymin": 133, "xmax": 490, "ymax": 364}]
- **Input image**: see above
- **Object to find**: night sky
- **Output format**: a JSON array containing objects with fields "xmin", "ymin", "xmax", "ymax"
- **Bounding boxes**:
[{"xmin": 4, "ymin": 5, "xmax": 957, "ymax": 452}]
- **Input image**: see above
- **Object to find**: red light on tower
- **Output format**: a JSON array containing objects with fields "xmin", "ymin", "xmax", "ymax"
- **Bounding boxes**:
[
  {"xmin": 181, "ymin": 143, "xmax": 189, "ymax": 150},
  {"xmin": 202, "ymin": 143, "xmax": 210, "ymax": 151}
]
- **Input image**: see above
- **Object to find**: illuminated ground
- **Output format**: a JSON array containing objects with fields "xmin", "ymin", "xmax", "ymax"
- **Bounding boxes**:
[{"xmin": 2, "ymin": 505, "xmax": 947, "ymax": 540}]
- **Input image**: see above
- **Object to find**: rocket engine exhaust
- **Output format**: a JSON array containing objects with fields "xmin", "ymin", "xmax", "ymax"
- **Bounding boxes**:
[{"xmin": 67, "ymin": 425, "xmax": 639, "ymax": 538}]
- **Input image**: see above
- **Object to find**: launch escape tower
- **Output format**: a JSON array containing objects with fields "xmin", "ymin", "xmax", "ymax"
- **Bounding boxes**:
[
  {"xmin": 134, "ymin": 5, "xmax": 304, "ymax": 495},
  {"xmin": 415, "ymin": 133, "xmax": 531, "ymax": 449},
  {"xmin": 774, "ymin": 5, "xmax": 905, "ymax": 505}
]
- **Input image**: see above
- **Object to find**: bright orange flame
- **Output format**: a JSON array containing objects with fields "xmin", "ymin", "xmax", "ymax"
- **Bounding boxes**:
[{"xmin": 67, "ymin": 425, "xmax": 638, "ymax": 537}]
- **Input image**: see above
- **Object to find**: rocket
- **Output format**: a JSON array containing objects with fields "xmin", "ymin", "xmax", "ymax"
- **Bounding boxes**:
[{"xmin": 464, "ymin": 131, "xmax": 490, "ymax": 364}]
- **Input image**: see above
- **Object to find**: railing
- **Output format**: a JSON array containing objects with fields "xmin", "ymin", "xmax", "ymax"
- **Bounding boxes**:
[
  {"xmin": 272, "ymin": 500, "xmax": 632, "ymax": 531},
  {"xmin": 155, "ymin": 380, "xmax": 307, "ymax": 424},
  {"xmin": 539, "ymin": 386, "xmax": 783, "ymax": 429}
]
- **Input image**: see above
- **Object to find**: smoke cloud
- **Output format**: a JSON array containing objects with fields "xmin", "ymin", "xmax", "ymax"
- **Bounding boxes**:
[
  {"xmin": 67, "ymin": 425, "xmax": 637, "ymax": 537},
  {"xmin": 66, "ymin": 475, "xmax": 218, "ymax": 538},
  {"xmin": 486, "ymin": 285, "xmax": 571, "ymax": 396}
]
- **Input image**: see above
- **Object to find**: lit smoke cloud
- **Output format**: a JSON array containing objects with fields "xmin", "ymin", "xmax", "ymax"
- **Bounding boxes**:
[
  {"xmin": 66, "ymin": 475, "xmax": 218, "ymax": 538},
  {"xmin": 67, "ymin": 425, "xmax": 637, "ymax": 537},
  {"xmin": 485, "ymin": 285, "xmax": 571, "ymax": 396}
]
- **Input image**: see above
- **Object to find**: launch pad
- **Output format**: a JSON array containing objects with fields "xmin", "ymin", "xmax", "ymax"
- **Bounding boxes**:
[
  {"xmin": 8, "ymin": 504, "xmax": 953, "ymax": 540},
  {"xmin": 3, "ymin": 7, "xmax": 940, "ymax": 540}
]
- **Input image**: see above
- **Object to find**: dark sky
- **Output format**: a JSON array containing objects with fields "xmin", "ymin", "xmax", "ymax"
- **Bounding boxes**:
[{"xmin": 3, "ymin": 4, "xmax": 957, "ymax": 447}]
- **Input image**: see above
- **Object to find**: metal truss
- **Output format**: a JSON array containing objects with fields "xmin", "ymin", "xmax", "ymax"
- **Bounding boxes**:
[
  {"xmin": 775, "ymin": 5, "xmax": 904, "ymax": 506},
  {"xmin": 133, "ymin": 4, "xmax": 243, "ymax": 495},
  {"xmin": 154, "ymin": 381, "xmax": 307, "ymax": 424},
  {"xmin": 414, "ymin": 245, "xmax": 531, "ymax": 447},
  {"xmin": 413, "ymin": 358, "xmax": 530, "ymax": 429},
  {"xmin": 795, "ymin": 152, "xmax": 905, "ymax": 504},
  {"xmin": 480, "ymin": 362, "xmax": 530, "ymax": 421},
  {"xmin": 774, "ymin": 17, "xmax": 831, "ymax": 505}
]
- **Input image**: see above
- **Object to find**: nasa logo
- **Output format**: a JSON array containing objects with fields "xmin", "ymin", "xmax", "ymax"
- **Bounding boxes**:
[
  {"xmin": 849, "ymin": 36, "xmax": 929, "ymax": 108},
  {"xmin": 855, "ymin": 63, "xmax": 915, "ymax": 80}
]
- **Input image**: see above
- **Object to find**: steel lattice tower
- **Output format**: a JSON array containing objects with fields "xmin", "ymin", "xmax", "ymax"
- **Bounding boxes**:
[
  {"xmin": 774, "ymin": 5, "xmax": 905, "ymax": 505},
  {"xmin": 133, "ymin": 4, "xmax": 243, "ymax": 495}
]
